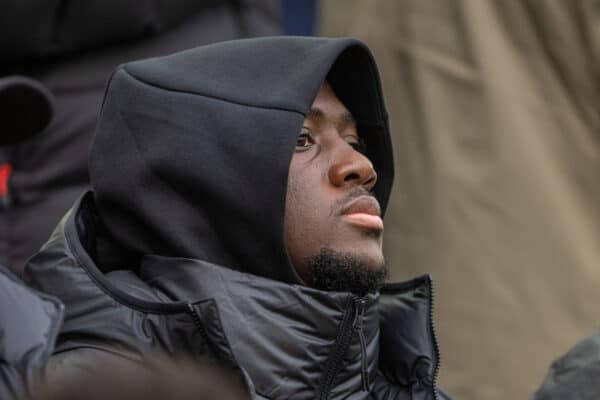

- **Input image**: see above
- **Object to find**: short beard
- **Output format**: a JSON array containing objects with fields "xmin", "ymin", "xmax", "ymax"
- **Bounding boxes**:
[{"xmin": 305, "ymin": 248, "xmax": 388, "ymax": 296}]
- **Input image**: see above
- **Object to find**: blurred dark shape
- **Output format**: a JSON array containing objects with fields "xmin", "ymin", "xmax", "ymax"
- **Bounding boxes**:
[
  {"xmin": 32, "ymin": 357, "xmax": 248, "ymax": 400},
  {"xmin": 0, "ymin": 1, "xmax": 280, "ymax": 63},
  {"xmin": 0, "ymin": 76, "xmax": 53, "ymax": 146},
  {"xmin": 281, "ymin": 0, "xmax": 317, "ymax": 35},
  {"xmin": 0, "ymin": 0, "xmax": 281, "ymax": 274}
]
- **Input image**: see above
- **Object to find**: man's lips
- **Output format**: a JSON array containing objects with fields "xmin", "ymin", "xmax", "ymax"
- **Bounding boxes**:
[{"xmin": 339, "ymin": 195, "xmax": 384, "ymax": 232}]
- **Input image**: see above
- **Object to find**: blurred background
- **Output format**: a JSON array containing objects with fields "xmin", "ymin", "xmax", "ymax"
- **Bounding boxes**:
[
  {"xmin": 320, "ymin": 1, "xmax": 599, "ymax": 399},
  {"xmin": 1, "ymin": 1, "xmax": 599, "ymax": 399}
]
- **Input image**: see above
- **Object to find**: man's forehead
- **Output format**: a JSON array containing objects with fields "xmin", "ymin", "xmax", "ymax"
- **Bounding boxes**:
[{"xmin": 304, "ymin": 81, "xmax": 357, "ymax": 128}]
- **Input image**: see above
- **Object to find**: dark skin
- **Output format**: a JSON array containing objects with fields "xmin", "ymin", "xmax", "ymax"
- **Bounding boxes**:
[{"xmin": 284, "ymin": 81, "xmax": 385, "ymax": 287}]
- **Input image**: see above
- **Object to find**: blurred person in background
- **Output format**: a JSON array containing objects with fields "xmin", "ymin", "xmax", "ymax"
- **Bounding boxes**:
[
  {"xmin": 0, "ymin": 265, "xmax": 62, "ymax": 400},
  {"xmin": 533, "ymin": 330, "xmax": 600, "ymax": 400},
  {"xmin": 26, "ymin": 36, "xmax": 451, "ymax": 399},
  {"xmin": 0, "ymin": 0, "xmax": 281, "ymax": 276},
  {"xmin": 0, "ymin": 77, "xmax": 64, "ymax": 400}
]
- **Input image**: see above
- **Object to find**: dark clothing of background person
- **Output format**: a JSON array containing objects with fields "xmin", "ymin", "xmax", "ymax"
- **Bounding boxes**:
[
  {"xmin": 25, "ymin": 37, "xmax": 451, "ymax": 399},
  {"xmin": 0, "ymin": 0, "xmax": 281, "ymax": 275},
  {"xmin": 533, "ymin": 331, "xmax": 600, "ymax": 400},
  {"xmin": 0, "ymin": 265, "xmax": 63, "ymax": 400}
]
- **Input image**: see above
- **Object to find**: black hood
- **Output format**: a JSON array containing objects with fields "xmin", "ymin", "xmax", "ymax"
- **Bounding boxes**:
[{"xmin": 89, "ymin": 36, "xmax": 393, "ymax": 284}]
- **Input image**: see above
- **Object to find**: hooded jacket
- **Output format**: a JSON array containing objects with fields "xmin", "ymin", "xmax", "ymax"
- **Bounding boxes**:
[{"xmin": 25, "ymin": 37, "xmax": 450, "ymax": 399}]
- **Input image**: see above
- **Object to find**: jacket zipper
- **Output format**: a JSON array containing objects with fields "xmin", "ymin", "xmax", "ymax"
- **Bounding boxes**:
[
  {"xmin": 318, "ymin": 296, "xmax": 369, "ymax": 400},
  {"xmin": 426, "ymin": 276, "xmax": 441, "ymax": 400},
  {"xmin": 352, "ymin": 297, "xmax": 369, "ymax": 392},
  {"xmin": 186, "ymin": 302, "xmax": 211, "ymax": 344}
]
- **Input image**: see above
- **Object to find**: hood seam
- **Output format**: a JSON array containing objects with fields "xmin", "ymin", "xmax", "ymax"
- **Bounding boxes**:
[{"xmin": 120, "ymin": 66, "xmax": 308, "ymax": 116}]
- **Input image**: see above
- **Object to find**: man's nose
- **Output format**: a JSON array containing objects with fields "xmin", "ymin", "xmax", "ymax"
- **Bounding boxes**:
[{"xmin": 328, "ymin": 145, "xmax": 377, "ymax": 191}]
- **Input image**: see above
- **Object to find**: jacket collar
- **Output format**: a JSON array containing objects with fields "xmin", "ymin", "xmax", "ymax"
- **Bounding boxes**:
[
  {"xmin": 138, "ymin": 255, "xmax": 440, "ymax": 397},
  {"xmin": 139, "ymin": 255, "xmax": 380, "ymax": 398}
]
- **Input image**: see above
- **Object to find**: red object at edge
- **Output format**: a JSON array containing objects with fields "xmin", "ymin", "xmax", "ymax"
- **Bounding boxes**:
[{"xmin": 0, "ymin": 163, "xmax": 13, "ymax": 197}]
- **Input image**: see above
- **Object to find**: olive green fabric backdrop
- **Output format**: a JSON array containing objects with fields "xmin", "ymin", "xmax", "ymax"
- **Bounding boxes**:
[{"xmin": 320, "ymin": 1, "xmax": 600, "ymax": 399}]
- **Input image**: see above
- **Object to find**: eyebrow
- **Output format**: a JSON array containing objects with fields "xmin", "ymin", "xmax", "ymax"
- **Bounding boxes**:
[{"xmin": 306, "ymin": 107, "xmax": 356, "ymax": 129}]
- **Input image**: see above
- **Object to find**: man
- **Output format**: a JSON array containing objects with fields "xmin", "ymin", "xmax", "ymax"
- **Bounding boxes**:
[{"xmin": 26, "ymin": 36, "xmax": 451, "ymax": 399}]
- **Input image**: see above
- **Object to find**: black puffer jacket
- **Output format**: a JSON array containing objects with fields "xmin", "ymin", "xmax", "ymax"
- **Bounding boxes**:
[
  {"xmin": 25, "ymin": 37, "xmax": 451, "ymax": 399},
  {"xmin": 0, "ymin": 266, "xmax": 63, "ymax": 400},
  {"xmin": 26, "ymin": 193, "xmax": 449, "ymax": 400}
]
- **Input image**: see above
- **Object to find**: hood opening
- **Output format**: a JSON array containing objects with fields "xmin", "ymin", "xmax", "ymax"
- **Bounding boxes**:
[{"xmin": 326, "ymin": 45, "xmax": 392, "ymax": 215}]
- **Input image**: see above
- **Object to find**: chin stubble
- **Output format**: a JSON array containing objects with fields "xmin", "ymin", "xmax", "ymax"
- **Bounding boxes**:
[{"xmin": 305, "ymin": 248, "xmax": 388, "ymax": 296}]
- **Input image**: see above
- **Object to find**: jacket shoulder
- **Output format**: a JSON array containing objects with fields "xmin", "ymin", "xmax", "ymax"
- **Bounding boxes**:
[{"xmin": 23, "ymin": 193, "xmax": 190, "ymax": 359}]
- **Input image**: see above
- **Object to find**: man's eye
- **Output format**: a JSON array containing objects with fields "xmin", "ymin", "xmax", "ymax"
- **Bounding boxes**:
[
  {"xmin": 296, "ymin": 131, "xmax": 314, "ymax": 150},
  {"xmin": 349, "ymin": 138, "xmax": 366, "ymax": 154}
]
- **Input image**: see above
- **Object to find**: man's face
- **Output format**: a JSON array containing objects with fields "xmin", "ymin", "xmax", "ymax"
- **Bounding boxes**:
[{"xmin": 284, "ymin": 81, "xmax": 385, "ymax": 290}]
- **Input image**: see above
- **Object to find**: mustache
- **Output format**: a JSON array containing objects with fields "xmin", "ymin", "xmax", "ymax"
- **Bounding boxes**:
[{"xmin": 331, "ymin": 187, "xmax": 378, "ymax": 216}]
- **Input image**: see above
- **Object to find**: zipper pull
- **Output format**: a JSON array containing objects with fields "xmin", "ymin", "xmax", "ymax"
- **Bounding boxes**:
[
  {"xmin": 352, "ymin": 297, "xmax": 365, "ymax": 329},
  {"xmin": 353, "ymin": 297, "xmax": 369, "ymax": 392}
]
